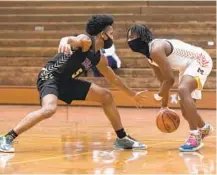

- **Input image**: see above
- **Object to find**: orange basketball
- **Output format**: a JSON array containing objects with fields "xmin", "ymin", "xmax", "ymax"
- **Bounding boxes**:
[{"xmin": 156, "ymin": 109, "xmax": 180, "ymax": 133}]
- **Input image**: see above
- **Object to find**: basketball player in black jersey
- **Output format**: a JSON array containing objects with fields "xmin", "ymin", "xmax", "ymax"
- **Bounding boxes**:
[{"xmin": 0, "ymin": 15, "xmax": 147, "ymax": 152}]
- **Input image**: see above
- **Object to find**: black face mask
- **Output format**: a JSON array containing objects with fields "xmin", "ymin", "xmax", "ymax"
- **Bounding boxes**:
[
  {"xmin": 103, "ymin": 33, "xmax": 113, "ymax": 49},
  {"xmin": 128, "ymin": 38, "xmax": 150, "ymax": 58}
]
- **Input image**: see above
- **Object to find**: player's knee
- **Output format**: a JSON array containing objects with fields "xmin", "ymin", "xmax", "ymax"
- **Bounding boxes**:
[
  {"xmin": 101, "ymin": 89, "xmax": 113, "ymax": 104},
  {"xmin": 41, "ymin": 105, "xmax": 57, "ymax": 118},
  {"xmin": 178, "ymin": 86, "xmax": 189, "ymax": 99}
]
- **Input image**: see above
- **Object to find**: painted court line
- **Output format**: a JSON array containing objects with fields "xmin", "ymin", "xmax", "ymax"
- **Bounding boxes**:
[
  {"xmin": 8, "ymin": 136, "xmax": 216, "ymax": 166},
  {"xmin": 8, "ymin": 151, "xmax": 91, "ymax": 165}
]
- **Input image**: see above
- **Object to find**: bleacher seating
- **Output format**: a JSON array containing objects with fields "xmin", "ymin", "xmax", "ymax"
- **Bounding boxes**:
[{"xmin": 0, "ymin": 1, "xmax": 215, "ymax": 108}]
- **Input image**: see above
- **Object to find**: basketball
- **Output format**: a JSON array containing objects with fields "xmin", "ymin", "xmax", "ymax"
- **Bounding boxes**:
[{"xmin": 156, "ymin": 109, "xmax": 180, "ymax": 133}]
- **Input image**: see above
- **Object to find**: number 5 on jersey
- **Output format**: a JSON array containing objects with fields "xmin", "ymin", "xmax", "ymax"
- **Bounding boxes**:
[{"xmin": 72, "ymin": 68, "xmax": 83, "ymax": 78}]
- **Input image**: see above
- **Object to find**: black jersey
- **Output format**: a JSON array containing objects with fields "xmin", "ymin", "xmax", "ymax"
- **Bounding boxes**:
[{"xmin": 43, "ymin": 36, "xmax": 101, "ymax": 80}]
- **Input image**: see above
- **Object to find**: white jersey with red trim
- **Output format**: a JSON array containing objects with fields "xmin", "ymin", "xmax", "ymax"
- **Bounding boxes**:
[
  {"xmin": 149, "ymin": 39, "xmax": 212, "ymax": 71},
  {"xmin": 148, "ymin": 39, "xmax": 213, "ymax": 100}
]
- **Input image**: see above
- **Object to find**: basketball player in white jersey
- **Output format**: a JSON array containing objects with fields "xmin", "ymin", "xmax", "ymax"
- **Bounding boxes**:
[{"xmin": 127, "ymin": 24, "xmax": 214, "ymax": 152}]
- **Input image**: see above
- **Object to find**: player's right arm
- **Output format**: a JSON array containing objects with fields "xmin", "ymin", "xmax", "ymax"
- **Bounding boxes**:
[
  {"xmin": 58, "ymin": 34, "xmax": 92, "ymax": 53},
  {"xmin": 151, "ymin": 41, "xmax": 175, "ymax": 107},
  {"xmin": 148, "ymin": 63, "xmax": 164, "ymax": 84}
]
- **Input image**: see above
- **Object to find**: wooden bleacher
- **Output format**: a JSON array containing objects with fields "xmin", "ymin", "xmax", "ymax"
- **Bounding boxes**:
[{"xmin": 0, "ymin": 1, "xmax": 216, "ymax": 109}]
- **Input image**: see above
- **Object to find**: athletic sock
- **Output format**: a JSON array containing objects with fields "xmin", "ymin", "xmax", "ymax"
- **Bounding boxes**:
[
  {"xmin": 5, "ymin": 130, "xmax": 18, "ymax": 142},
  {"xmin": 115, "ymin": 128, "xmax": 127, "ymax": 139},
  {"xmin": 190, "ymin": 130, "xmax": 200, "ymax": 135}
]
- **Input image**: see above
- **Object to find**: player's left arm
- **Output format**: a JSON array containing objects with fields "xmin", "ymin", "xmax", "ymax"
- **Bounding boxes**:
[
  {"xmin": 151, "ymin": 43, "xmax": 175, "ymax": 107},
  {"xmin": 96, "ymin": 55, "xmax": 147, "ymax": 107},
  {"xmin": 58, "ymin": 34, "xmax": 92, "ymax": 53}
]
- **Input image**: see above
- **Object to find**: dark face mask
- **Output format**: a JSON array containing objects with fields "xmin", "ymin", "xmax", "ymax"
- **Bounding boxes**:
[
  {"xmin": 103, "ymin": 33, "xmax": 113, "ymax": 49},
  {"xmin": 128, "ymin": 38, "xmax": 150, "ymax": 58}
]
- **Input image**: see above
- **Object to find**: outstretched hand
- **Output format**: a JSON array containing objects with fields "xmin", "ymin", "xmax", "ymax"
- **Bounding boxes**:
[{"xmin": 132, "ymin": 90, "xmax": 148, "ymax": 108}]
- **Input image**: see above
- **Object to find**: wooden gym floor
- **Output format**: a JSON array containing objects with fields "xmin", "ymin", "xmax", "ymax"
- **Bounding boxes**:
[{"xmin": 0, "ymin": 105, "xmax": 216, "ymax": 174}]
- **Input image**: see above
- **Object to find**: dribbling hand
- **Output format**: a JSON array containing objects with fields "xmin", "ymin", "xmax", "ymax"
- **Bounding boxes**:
[{"xmin": 160, "ymin": 106, "xmax": 175, "ymax": 113}]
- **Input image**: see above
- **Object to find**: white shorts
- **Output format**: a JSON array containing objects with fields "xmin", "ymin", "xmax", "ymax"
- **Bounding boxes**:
[{"xmin": 179, "ymin": 51, "xmax": 213, "ymax": 100}]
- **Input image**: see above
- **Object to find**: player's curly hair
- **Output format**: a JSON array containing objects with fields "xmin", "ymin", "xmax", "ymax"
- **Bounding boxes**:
[
  {"xmin": 127, "ymin": 24, "xmax": 153, "ymax": 43},
  {"xmin": 86, "ymin": 14, "xmax": 114, "ymax": 35}
]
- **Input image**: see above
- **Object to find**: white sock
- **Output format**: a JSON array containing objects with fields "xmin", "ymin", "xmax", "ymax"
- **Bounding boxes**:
[{"xmin": 190, "ymin": 130, "xmax": 200, "ymax": 135}]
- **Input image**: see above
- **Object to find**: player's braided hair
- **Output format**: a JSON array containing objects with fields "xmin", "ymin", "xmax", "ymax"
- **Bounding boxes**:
[
  {"xmin": 86, "ymin": 14, "xmax": 113, "ymax": 36},
  {"xmin": 127, "ymin": 24, "xmax": 153, "ymax": 43}
]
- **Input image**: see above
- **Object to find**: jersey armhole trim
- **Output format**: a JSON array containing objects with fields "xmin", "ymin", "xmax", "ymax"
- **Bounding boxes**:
[{"xmin": 166, "ymin": 40, "xmax": 174, "ymax": 57}]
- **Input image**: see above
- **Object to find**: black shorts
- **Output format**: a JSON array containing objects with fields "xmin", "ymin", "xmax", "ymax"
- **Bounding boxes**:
[{"xmin": 37, "ymin": 71, "xmax": 91, "ymax": 104}]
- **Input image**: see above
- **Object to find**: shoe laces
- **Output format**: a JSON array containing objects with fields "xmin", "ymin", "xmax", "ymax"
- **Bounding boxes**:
[
  {"xmin": 127, "ymin": 135, "xmax": 144, "ymax": 146},
  {"xmin": 185, "ymin": 134, "xmax": 199, "ymax": 145},
  {"xmin": 127, "ymin": 135, "xmax": 137, "ymax": 141},
  {"xmin": 201, "ymin": 125, "xmax": 209, "ymax": 133},
  {"xmin": 5, "ymin": 136, "xmax": 17, "ymax": 145}
]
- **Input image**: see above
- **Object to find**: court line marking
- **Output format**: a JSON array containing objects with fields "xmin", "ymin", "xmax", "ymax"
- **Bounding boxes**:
[
  {"xmin": 8, "ymin": 136, "xmax": 216, "ymax": 166},
  {"xmin": 8, "ymin": 151, "xmax": 92, "ymax": 165},
  {"xmin": 145, "ymin": 136, "xmax": 216, "ymax": 146},
  {"xmin": 17, "ymin": 135, "xmax": 216, "ymax": 142},
  {"xmin": 148, "ymin": 141, "xmax": 179, "ymax": 146},
  {"xmin": 19, "ymin": 133, "xmax": 217, "ymax": 141}
]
